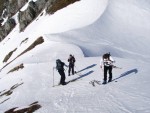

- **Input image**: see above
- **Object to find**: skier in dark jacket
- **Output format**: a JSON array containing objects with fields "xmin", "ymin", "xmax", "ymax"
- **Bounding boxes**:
[
  {"xmin": 56, "ymin": 59, "xmax": 67, "ymax": 85},
  {"xmin": 68, "ymin": 54, "xmax": 75, "ymax": 76}
]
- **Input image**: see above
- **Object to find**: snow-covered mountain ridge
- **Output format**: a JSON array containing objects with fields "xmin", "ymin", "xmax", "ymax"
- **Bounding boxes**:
[{"xmin": 0, "ymin": 0, "xmax": 150, "ymax": 112}]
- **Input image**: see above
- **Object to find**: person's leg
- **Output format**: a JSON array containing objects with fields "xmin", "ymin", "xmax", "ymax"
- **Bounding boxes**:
[
  {"xmin": 103, "ymin": 66, "xmax": 108, "ymax": 84},
  {"xmin": 61, "ymin": 71, "xmax": 66, "ymax": 85},
  {"xmin": 68, "ymin": 65, "xmax": 71, "ymax": 76},
  {"xmin": 108, "ymin": 66, "xmax": 112, "ymax": 82},
  {"xmin": 58, "ymin": 70, "xmax": 63, "ymax": 84},
  {"xmin": 59, "ymin": 70, "xmax": 66, "ymax": 85},
  {"xmin": 72, "ymin": 65, "xmax": 74, "ymax": 75}
]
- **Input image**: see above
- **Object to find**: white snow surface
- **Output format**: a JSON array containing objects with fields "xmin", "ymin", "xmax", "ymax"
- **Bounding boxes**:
[{"xmin": 0, "ymin": 0, "xmax": 150, "ymax": 113}]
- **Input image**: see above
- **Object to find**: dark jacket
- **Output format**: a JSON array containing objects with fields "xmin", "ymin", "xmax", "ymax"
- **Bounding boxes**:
[{"xmin": 68, "ymin": 56, "xmax": 75, "ymax": 66}]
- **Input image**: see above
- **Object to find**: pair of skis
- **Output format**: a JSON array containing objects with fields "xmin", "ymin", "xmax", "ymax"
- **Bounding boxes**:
[{"xmin": 89, "ymin": 80, "xmax": 101, "ymax": 86}]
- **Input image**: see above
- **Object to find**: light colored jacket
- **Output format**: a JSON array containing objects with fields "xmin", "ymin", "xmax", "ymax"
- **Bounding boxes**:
[{"xmin": 100, "ymin": 56, "xmax": 115, "ymax": 67}]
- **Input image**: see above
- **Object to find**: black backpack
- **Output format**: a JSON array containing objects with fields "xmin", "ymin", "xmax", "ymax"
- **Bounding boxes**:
[
  {"xmin": 68, "ymin": 56, "xmax": 75, "ymax": 64},
  {"xmin": 56, "ymin": 59, "xmax": 64, "ymax": 70}
]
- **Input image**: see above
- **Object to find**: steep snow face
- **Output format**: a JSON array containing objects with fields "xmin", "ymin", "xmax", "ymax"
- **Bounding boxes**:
[
  {"xmin": 23, "ymin": 0, "xmax": 108, "ymax": 37},
  {"xmin": 95, "ymin": 0, "xmax": 150, "ymax": 55},
  {"xmin": 49, "ymin": 0, "xmax": 150, "ymax": 62},
  {"xmin": 93, "ymin": 0, "xmax": 150, "ymax": 57}
]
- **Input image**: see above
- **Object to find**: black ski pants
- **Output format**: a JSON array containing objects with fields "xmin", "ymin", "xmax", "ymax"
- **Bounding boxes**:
[
  {"xmin": 68, "ymin": 64, "xmax": 74, "ymax": 75},
  {"xmin": 58, "ymin": 70, "xmax": 66, "ymax": 84},
  {"xmin": 104, "ymin": 66, "xmax": 112, "ymax": 81}
]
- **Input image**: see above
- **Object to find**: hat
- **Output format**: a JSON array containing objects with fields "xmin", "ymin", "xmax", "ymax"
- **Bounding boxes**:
[{"xmin": 56, "ymin": 59, "xmax": 61, "ymax": 63}]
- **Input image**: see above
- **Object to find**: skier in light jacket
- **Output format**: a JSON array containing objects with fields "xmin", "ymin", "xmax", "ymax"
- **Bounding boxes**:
[{"xmin": 100, "ymin": 53, "xmax": 115, "ymax": 84}]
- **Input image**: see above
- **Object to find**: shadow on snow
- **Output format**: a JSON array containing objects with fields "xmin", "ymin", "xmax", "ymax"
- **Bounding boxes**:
[
  {"xmin": 68, "ymin": 64, "xmax": 96, "ymax": 83},
  {"xmin": 112, "ymin": 68, "xmax": 138, "ymax": 82},
  {"xmin": 70, "ymin": 70, "xmax": 94, "ymax": 82},
  {"xmin": 76, "ymin": 64, "xmax": 97, "ymax": 73}
]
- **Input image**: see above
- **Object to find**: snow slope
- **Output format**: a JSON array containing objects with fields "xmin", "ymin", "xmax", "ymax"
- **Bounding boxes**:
[{"xmin": 0, "ymin": 0, "xmax": 150, "ymax": 113}]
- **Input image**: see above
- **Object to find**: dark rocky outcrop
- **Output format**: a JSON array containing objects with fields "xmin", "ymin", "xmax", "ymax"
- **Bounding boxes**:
[
  {"xmin": 0, "ymin": 0, "xmax": 6, "ymax": 17},
  {"xmin": 0, "ymin": 0, "xmax": 80, "ymax": 41},
  {"xmin": 36, "ymin": 0, "xmax": 48, "ymax": 12},
  {"xmin": 3, "ymin": 48, "xmax": 17, "ymax": 63},
  {"xmin": 4, "ymin": 18, "xmax": 16, "ymax": 33},
  {"xmin": 0, "ymin": 18, "xmax": 16, "ymax": 41},
  {"xmin": 0, "ymin": 83, "xmax": 23, "ymax": 97},
  {"xmin": 18, "ymin": 0, "xmax": 49, "ymax": 31},
  {"xmin": 7, "ymin": 0, "xmax": 28, "ymax": 18},
  {"xmin": 7, "ymin": 63, "xmax": 24, "ymax": 74},
  {"xmin": 0, "ymin": 36, "xmax": 44, "ymax": 71},
  {"xmin": 0, "ymin": 0, "xmax": 27, "ymax": 41},
  {"xmin": 19, "ymin": 36, "xmax": 44, "ymax": 56},
  {"xmin": 0, "ymin": 18, "xmax": 4, "ymax": 25},
  {"xmin": 18, "ymin": 3, "xmax": 37, "ymax": 31},
  {"xmin": 46, "ymin": 0, "xmax": 80, "ymax": 14},
  {"xmin": 5, "ymin": 101, "xmax": 41, "ymax": 113}
]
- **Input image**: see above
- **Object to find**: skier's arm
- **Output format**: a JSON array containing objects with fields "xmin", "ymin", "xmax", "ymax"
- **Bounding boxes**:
[
  {"xmin": 64, "ymin": 64, "xmax": 69, "ymax": 67},
  {"xmin": 100, "ymin": 57, "xmax": 103, "ymax": 68},
  {"xmin": 109, "ymin": 56, "xmax": 115, "ymax": 63}
]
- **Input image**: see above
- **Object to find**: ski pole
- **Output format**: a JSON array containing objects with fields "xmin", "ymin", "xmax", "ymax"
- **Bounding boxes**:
[
  {"xmin": 53, "ymin": 67, "xmax": 54, "ymax": 87},
  {"xmin": 74, "ymin": 65, "xmax": 82, "ymax": 76},
  {"xmin": 113, "ymin": 65, "xmax": 122, "ymax": 69},
  {"xmin": 74, "ymin": 65, "xmax": 78, "ymax": 72}
]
